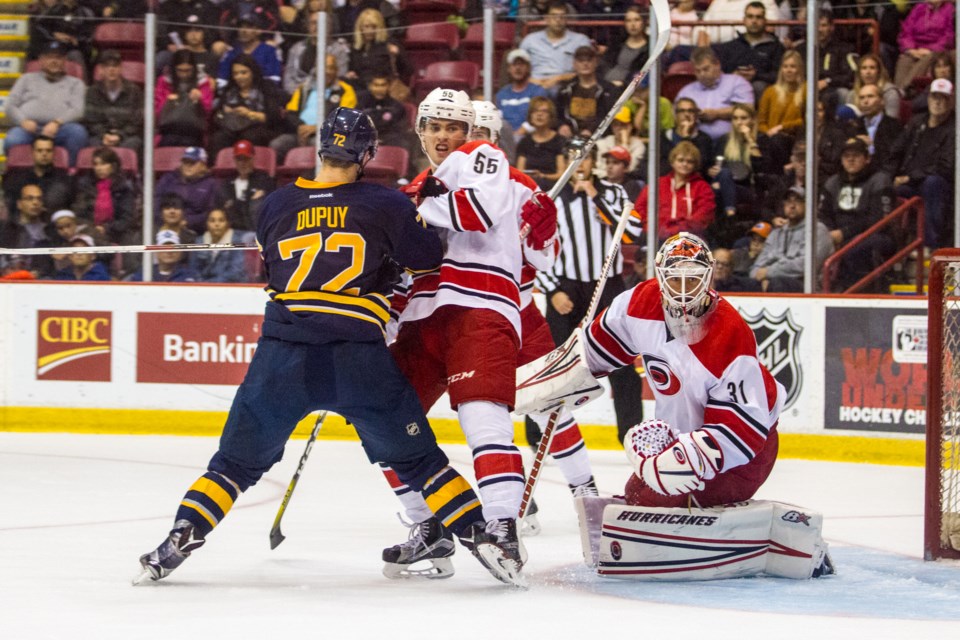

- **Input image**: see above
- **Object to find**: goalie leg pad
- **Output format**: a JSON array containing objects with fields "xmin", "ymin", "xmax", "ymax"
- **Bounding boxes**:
[
  {"xmin": 575, "ymin": 495, "xmax": 626, "ymax": 567},
  {"xmin": 595, "ymin": 500, "xmax": 828, "ymax": 581},
  {"xmin": 515, "ymin": 328, "xmax": 604, "ymax": 415}
]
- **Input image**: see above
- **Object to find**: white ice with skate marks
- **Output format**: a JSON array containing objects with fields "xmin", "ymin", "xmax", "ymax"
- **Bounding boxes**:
[{"xmin": 1, "ymin": 433, "xmax": 959, "ymax": 639}]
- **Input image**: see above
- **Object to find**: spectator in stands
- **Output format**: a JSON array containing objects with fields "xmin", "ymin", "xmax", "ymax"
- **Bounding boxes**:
[
  {"xmin": 2, "ymin": 135, "xmax": 73, "ymax": 214},
  {"xmin": 211, "ymin": 54, "xmax": 287, "ymax": 157},
  {"xmin": 660, "ymin": 97, "xmax": 713, "ymax": 179},
  {"xmin": 760, "ymin": 139, "xmax": 805, "ymax": 222},
  {"xmin": 732, "ymin": 221, "xmax": 770, "ymax": 277},
  {"xmin": 127, "ymin": 230, "xmax": 200, "ymax": 283},
  {"xmin": 157, "ymin": 7, "xmax": 223, "ymax": 76},
  {"xmin": 190, "ymin": 209, "xmax": 247, "ymax": 283},
  {"xmin": 5, "ymin": 41, "xmax": 88, "ymax": 166},
  {"xmin": 893, "ymin": 0, "xmax": 955, "ymax": 90},
  {"xmin": 155, "ymin": 148, "xmax": 219, "ymax": 235},
  {"xmin": 515, "ymin": 96, "xmax": 568, "ymax": 191},
  {"xmin": 283, "ymin": 8, "xmax": 350, "ymax": 95},
  {"xmin": 668, "ymin": 0, "xmax": 700, "ymax": 50},
  {"xmin": 90, "ymin": 0, "xmax": 147, "ymax": 20},
  {"xmin": 0, "ymin": 184, "xmax": 54, "ymax": 278},
  {"xmin": 357, "ymin": 72, "xmax": 418, "ymax": 166},
  {"xmin": 595, "ymin": 108, "xmax": 644, "ymax": 179},
  {"xmin": 712, "ymin": 246, "xmax": 761, "ymax": 292},
  {"xmin": 817, "ymin": 94, "xmax": 848, "ymax": 181},
  {"xmin": 72, "ymin": 146, "xmax": 137, "ymax": 245},
  {"xmin": 216, "ymin": 12, "xmax": 282, "ymax": 88},
  {"xmin": 884, "ymin": 78, "xmax": 956, "ymax": 250},
  {"xmin": 676, "ymin": 47, "xmax": 755, "ymax": 141},
  {"xmin": 635, "ymin": 141, "xmax": 716, "ymax": 243},
  {"xmin": 519, "ymin": 0, "xmax": 592, "ymax": 92},
  {"xmin": 52, "ymin": 234, "xmax": 111, "ymax": 282},
  {"xmin": 757, "ymin": 50, "xmax": 805, "ymax": 170},
  {"xmin": 272, "ymin": 54, "xmax": 357, "ymax": 162},
  {"xmin": 495, "ymin": 49, "xmax": 549, "ymax": 141},
  {"xmin": 555, "ymin": 46, "xmax": 617, "ymax": 137},
  {"xmin": 157, "ymin": 193, "xmax": 198, "ymax": 245},
  {"xmin": 216, "ymin": 140, "xmax": 275, "ymax": 232},
  {"xmin": 49, "ymin": 208, "xmax": 97, "ymax": 273},
  {"xmin": 848, "ymin": 83, "xmax": 901, "ymax": 171},
  {"xmin": 583, "ymin": 0, "xmax": 634, "ymax": 48},
  {"xmin": 911, "ymin": 51, "xmax": 955, "ymax": 117},
  {"xmin": 219, "ymin": 1, "xmax": 280, "ymax": 39},
  {"xmin": 819, "ymin": 137, "xmax": 896, "ymax": 291},
  {"xmin": 279, "ymin": 0, "xmax": 340, "ymax": 62},
  {"xmin": 627, "ymin": 74, "xmax": 675, "ymax": 142},
  {"xmin": 84, "ymin": 50, "xmax": 144, "ymax": 156},
  {"xmin": 346, "ymin": 8, "xmax": 412, "ymax": 91},
  {"xmin": 714, "ymin": 1, "xmax": 785, "ymax": 99},
  {"xmin": 817, "ymin": 11, "xmax": 859, "ymax": 104},
  {"xmin": 601, "ymin": 6, "xmax": 649, "ymax": 86},
  {"xmin": 335, "ymin": 0, "xmax": 401, "ymax": 36},
  {"xmin": 28, "ymin": 0, "xmax": 95, "ymax": 68},
  {"xmin": 847, "ymin": 54, "xmax": 902, "ymax": 120},
  {"xmin": 696, "ymin": 0, "xmax": 785, "ymax": 45},
  {"xmin": 517, "ymin": 0, "xmax": 576, "ymax": 23},
  {"xmin": 709, "ymin": 102, "xmax": 775, "ymax": 230},
  {"xmin": 155, "ymin": 49, "xmax": 216, "ymax": 148},
  {"xmin": 600, "ymin": 146, "xmax": 642, "ymax": 202},
  {"xmin": 834, "ymin": 0, "xmax": 903, "ymax": 64},
  {"xmin": 750, "ymin": 186, "xmax": 834, "ymax": 292}
]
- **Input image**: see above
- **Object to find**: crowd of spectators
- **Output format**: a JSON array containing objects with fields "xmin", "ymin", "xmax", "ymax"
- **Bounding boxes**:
[{"xmin": 0, "ymin": 0, "xmax": 955, "ymax": 293}]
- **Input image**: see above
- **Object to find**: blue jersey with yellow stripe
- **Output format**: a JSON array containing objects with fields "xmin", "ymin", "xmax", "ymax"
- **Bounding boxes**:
[{"xmin": 257, "ymin": 176, "xmax": 442, "ymax": 344}]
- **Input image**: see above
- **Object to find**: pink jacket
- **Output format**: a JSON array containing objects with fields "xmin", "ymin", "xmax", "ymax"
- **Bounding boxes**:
[
  {"xmin": 898, "ymin": 1, "xmax": 956, "ymax": 52},
  {"xmin": 635, "ymin": 172, "xmax": 716, "ymax": 241},
  {"xmin": 154, "ymin": 73, "xmax": 215, "ymax": 118}
]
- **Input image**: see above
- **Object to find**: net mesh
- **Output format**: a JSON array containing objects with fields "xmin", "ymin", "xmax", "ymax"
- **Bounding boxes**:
[{"xmin": 937, "ymin": 263, "xmax": 960, "ymax": 554}]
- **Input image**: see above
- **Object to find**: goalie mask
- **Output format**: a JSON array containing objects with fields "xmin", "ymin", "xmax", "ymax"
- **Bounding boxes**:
[
  {"xmin": 470, "ymin": 100, "xmax": 503, "ymax": 145},
  {"xmin": 654, "ymin": 232, "xmax": 717, "ymax": 344}
]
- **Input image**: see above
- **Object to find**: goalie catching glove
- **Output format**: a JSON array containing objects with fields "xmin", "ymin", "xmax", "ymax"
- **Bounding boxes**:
[
  {"xmin": 520, "ymin": 191, "xmax": 558, "ymax": 251},
  {"xmin": 623, "ymin": 420, "xmax": 723, "ymax": 497},
  {"xmin": 515, "ymin": 328, "xmax": 604, "ymax": 415}
]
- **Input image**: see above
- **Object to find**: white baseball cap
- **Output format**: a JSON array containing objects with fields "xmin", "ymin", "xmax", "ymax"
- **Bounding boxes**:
[
  {"xmin": 930, "ymin": 78, "xmax": 954, "ymax": 96},
  {"xmin": 506, "ymin": 49, "xmax": 531, "ymax": 65}
]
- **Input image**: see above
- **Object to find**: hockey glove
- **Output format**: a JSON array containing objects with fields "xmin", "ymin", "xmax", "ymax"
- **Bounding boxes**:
[
  {"xmin": 520, "ymin": 191, "xmax": 558, "ymax": 250},
  {"xmin": 624, "ymin": 421, "xmax": 723, "ymax": 496},
  {"xmin": 400, "ymin": 175, "xmax": 449, "ymax": 206}
]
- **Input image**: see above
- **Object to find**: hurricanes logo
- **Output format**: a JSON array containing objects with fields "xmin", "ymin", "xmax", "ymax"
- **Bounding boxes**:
[
  {"xmin": 641, "ymin": 354, "xmax": 682, "ymax": 396},
  {"xmin": 743, "ymin": 308, "xmax": 803, "ymax": 409},
  {"xmin": 672, "ymin": 446, "xmax": 686, "ymax": 464},
  {"xmin": 610, "ymin": 540, "xmax": 623, "ymax": 561},
  {"xmin": 36, "ymin": 311, "xmax": 112, "ymax": 381},
  {"xmin": 782, "ymin": 510, "xmax": 811, "ymax": 526}
]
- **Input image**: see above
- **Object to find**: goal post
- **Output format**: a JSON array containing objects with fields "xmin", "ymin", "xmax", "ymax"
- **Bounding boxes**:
[{"xmin": 925, "ymin": 249, "xmax": 960, "ymax": 560}]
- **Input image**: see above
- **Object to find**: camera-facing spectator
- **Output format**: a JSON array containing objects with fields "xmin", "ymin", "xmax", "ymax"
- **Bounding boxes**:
[
  {"xmin": 2, "ymin": 135, "xmax": 73, "ymax": 214},
  {"xmin": 52, "ymin": 234, "xmax": 111, "ymax": 282},
  {"xmin": 635, "ymin": 141, "xmax": 715, "ymax": 243},
  {"xmin": 283, "ymin": 7, "xmax": 350, "ymax": 95},
  {"xmin": 190, "ymin": 209, "xmax": 248, "ymax": 283},
  {"xmin": 676, "ymin": 47, "xmax": 754, "ymax": 141},
  {"xmin": 212, "ymin": 55, "xmax": 287, "ymax": 157},
  {"xmin": 72, "ymin": 146, "xmax": 138, "ymax": 244},
  {"xmin": 84, "ymin": 50, "xmax": 144, "ymax": 155},
  {"xmin": 519, "ymin": 1, "xmax": 592, "ymax": 92},
  {"xmin": 28, "ymin": 0, "xmax": 95, "ymax": 68},
  {"xmin": 346, "ymin": 8, "xmax": 412, "ymax": 91},
  {"xmin": 216, "ymin": 140, "xmax": 275, "ymax": 232},
  {"xmin": 732, "ymin": 221, "xmax": 770, "ymax": 277},
  {"xmin": 595, "ymin": 108, "xmax": 645, "ymax": 179},
  {"xmin": 157, "ymin": 193, "xmax": 198, "ymax": 245},
  {"xmin": 712, "ymin": 246, "xmax": 761, "ymax": 292},
  {"xmin": 660, "ymin": 97, "xmax": 713, "ymax": 179},
  {"xmin": 847, "ymin": 54, "xmax": 901, "ymax": 120},
  {"xmin": 496, "ymin": 49, "xmax": 549, "ymax": 141},
  {"xmin": 515, "ymin": 96, "xmax": 568, "ymax": 192},
  {"xmin": 601, "ymin": 6, "xmax": 649, "ymax": 86},
  {"xmin": 127, "ymin": 230, "xmax": 200, "ymax": 283},
  {"xmin": 893, "ymin": 0, "xmax": 956, "ymax": 90},
  {"xmin": 0, "ymin": 184, "xmax": 55, "ymax": 278},
  {"xmin": 911, "ymin": 52, "xmax": 956, "ymax": 118},
  {"xmin": 714, "ymin": 1, "xmax": 785, "ymax": 98},
  {"xmin": 816, "ymin": 11, "xmax": 859, "ymax": 103},
  {"xmin": 155, "ymin": 148, "xmax": 219, "ymax": 235},
  {"xmin": 5, "ymin": 40, "xmax": 88, "ymax": 166},
  {"xmin": 216, "ymin": 11, "xmax": 282, "ymax": 88},
  {"xmin": 155, "ymin": 49, "xmax": 216, "ymax": 148},
  {"xmin": 846, "ymin": 83, "xmax": 901, "ymax": 170},
  {"xmin": 599, "ymin": 146, "xmax": 642, "ymax": 202},
  {"xmin": 757, "ymin": 50, "xmax": 805, "ymax": 170},
  {"xmin": 555, "ymin": 46, "xmax": 618, "ymax": 138}
]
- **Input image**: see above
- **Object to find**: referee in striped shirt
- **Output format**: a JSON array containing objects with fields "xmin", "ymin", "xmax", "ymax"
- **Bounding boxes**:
[{"xmin": 535, "ymin": 142, "xmax": 645, "ymax": 445}]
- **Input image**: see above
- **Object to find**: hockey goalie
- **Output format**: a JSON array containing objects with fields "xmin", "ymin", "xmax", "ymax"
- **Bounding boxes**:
[{"xmin": 516, "ymin": 232, "xmax": 834, "ymax": 580}]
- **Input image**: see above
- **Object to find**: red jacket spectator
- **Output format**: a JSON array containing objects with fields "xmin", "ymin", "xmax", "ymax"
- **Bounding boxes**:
[{"xmin": 635, "ymin": 172, "xmax": 715, "ymax": 242}]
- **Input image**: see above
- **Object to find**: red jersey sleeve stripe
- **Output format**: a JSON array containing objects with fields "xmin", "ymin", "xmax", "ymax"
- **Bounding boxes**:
[
  {"xmin": 450, "ymin": 189, "xmax": 492, "ymax": 232},
  {"xmin": 587, "ymin": 311, "xmax": 635, "ymax": 368}
]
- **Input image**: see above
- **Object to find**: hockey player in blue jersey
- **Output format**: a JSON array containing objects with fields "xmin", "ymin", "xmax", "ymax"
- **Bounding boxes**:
[{"xmin": 135, "ymin": 107, "xmax": 488, "ymax": 584}]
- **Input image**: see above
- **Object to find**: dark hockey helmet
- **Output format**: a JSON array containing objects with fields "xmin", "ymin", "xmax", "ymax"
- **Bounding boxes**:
[{"xmin": 319, "ymin": 107, "xmax": 379, "ymax": 166}]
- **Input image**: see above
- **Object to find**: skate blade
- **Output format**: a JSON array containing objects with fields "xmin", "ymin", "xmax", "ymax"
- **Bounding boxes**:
[
  {"xmin": 473, "ymin": 543, "xmax": 527, "ymax": 589},
  {"xmin": 520, "ymin": 512, "xmax": 542, "ymax": 537},
  {"xmin": 382, "ymin": 556, "xmax": 455, "ymax": 580},
  {"xmin": 132, "ymin": 565, "xmax": 159, "ymax": 586}
]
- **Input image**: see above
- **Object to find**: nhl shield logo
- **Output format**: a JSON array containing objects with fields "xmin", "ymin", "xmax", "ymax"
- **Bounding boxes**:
[{"xmin": 743, "ymin": 308, "xmax": 803, "ymax": 409}]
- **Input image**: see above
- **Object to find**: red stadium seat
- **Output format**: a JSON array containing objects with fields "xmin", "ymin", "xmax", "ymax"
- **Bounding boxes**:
[
  {"xmin": 276, "ymin": 146, "xmax": 318, "ymax": 185},
  {"xmin": 93, "ymin": 60, "xmax": 147, "ymax": 86},
  {"xmin": 363, "ymin": 145, "xmax": 409, "ymax": 186},
  {"xmin": 404, "ymin": 22, "xmax": 460, "ymax": 82},
  {"xmin": 401, "ymin": 0, "xmax": 465, "ymax": 27},
  {"xmin": 212, "ymin": 145, "xmax": 277, "ymax": 178},
  {"xmin": 413, "ymin": 61, "xmax": 480, "ymax": 102},
  {"xmin": 663, "ymin": 61, "xmax": 697, "ymax": 102},
  {"xmin": 93, "ymin": 21, "xmax": 146, "ymax": 62},
  {"xmin": 461, "ymin": 21, "xmax": 516, "ymax": 74},
  {"xmin": 5, "ymin": 143, "xmax": 69, "ymax": 170},
  {"xmin": 75, "ymin": 146, "xmax": 139, "ymax": 178},
  {"xmin": 153, "ymin": 146, "xmax": 189, "ymax": 177},
  {"xmin": 666, "ymin": 61, "xmax": 695, "ymax": 76},
  {"xmin": 24, "ymin": 59, "xmax": 85, "ymax": 82}
]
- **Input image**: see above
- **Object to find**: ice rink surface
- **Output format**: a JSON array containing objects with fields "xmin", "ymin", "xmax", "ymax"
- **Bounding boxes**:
[{"xmin": 2, "ymin": 432, "xmax": 959, "ymax": 640}]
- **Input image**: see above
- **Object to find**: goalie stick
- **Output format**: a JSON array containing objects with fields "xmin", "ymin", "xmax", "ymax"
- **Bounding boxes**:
[
  {"xmin": 269, "ymin": 411, "xmax": 327, "ymax": 550},
  {"xmin": 519, "ymin": 0, "xmax": 673, "ymax": 520}
]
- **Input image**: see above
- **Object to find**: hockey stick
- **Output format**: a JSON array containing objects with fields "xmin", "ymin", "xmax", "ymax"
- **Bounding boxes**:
[
  {"xmin": 0, "ymin": 241, "xmax": 258, "ymax": 256},
  {"xmin": 269, "ymin": 411, "xmax": 328, "ymax": 550}
]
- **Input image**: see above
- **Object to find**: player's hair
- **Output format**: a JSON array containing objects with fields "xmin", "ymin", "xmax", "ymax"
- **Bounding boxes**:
[{"xmin": 668, "ymin": 140, "xmax": 701, "ymax": 171}]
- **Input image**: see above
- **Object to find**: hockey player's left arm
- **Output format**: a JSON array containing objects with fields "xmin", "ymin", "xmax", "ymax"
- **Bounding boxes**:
[{"xmin": 417, "ymin": 142, "xmax": 513, "ymax": 233}]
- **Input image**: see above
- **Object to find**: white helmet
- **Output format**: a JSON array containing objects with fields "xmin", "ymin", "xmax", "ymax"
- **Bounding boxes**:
[
  {"xmin": 654, "ymin": 232, "xmax": 717, "ymax": 344},
  {"xmin": 417, "ymin": 88, "xmax": 475, "ymax": 135},
  {"xmin": 471, "ymin": 100, "xmax": 503, "ymax": 145}
]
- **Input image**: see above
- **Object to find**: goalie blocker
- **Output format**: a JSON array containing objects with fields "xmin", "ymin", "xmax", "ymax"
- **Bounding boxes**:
[{"xmin": 575, "ymin": 498, "xmax": 834, "ymax": 580}]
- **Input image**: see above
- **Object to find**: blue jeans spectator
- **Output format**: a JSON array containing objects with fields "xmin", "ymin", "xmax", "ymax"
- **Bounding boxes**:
[
  {"xmin": 896, "ymin": 175, "xmax": 951, "ymax": 249},
  {"xmin": 5, "ymin": 122, "xmax": 88, "ymax": 166}
]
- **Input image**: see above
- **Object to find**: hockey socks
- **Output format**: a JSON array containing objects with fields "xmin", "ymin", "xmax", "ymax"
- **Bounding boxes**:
[
  {"xmin": 174, "ymin": 471, "xmax": 242, "ymax": 539},
  {"xmin": 381, "ymin": 464, "xmax": 483, "ymax": 541},
  {"xmin": 530, "ymin": 408, "xmax": 594, "ymax": 488}
]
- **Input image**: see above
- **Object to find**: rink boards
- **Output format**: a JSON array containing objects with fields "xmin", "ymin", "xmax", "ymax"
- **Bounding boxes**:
[{"xmin": 0, "ymin": 282, "xmax": 928, "ymax": 462}]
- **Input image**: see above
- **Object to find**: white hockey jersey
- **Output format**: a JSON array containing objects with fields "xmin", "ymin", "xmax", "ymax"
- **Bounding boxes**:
[
  {"xmin": 402, "ymin": 141, "xmax": 534, "ymax": 336},
  {"xmin": 583, "ymin": 279, "xmax": 784, "ymax": 476},
  {"xmin": 512, "ymin": 167, "xmax": 560, "ymax": 312}
]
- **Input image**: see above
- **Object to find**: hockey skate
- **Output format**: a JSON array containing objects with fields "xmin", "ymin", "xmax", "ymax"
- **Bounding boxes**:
[
  {"xmin": 520, "ymin": 498, "xmax": 541, "ymax": 537},
  {"xmin": 133, "ymin": 520, "xmax": 205, "ymax": 585},
  {"xmin": 471, "ymin": 518, "xmax": 527, "ymax": 588},
  {"xmin": 812, "ymin": 549, "xmax": 836, "ymax": 578},
  {"xmin": 382, "ymin": 516, "xmax": 455, "ymax": 579},
  {"xmin": 570, "ymin": 479, "xmax": 599, "ymax": 498}
]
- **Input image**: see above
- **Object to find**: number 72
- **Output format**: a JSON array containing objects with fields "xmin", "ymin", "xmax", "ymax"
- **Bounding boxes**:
[{"xmin": 277, "ymin": 231, "xmax": 366, "ymax": 293}]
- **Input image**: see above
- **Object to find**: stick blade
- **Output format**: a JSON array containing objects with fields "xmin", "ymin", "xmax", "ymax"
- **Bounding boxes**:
[{"xmin": 269, "ymin": 526, "xmax": 285, "ymax": 550}]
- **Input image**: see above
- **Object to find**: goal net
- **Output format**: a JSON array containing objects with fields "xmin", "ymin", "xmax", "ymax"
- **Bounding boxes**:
[{"xmin": 926, "ymin": 250, "xmax": 960, "ymax": 560}]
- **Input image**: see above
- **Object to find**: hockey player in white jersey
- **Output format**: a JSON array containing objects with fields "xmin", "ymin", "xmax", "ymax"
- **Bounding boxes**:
[{"xmin": 378, "ymin": 89, "xmax": 557, "ymax": 587}]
